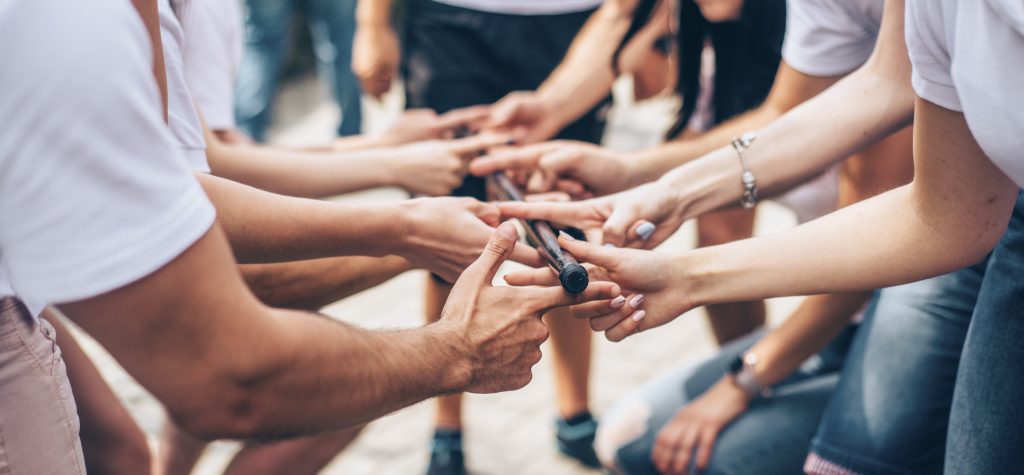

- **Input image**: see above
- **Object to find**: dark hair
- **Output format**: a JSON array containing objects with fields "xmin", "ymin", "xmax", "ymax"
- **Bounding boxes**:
[{"xmin": 614, "ymin": 0, "xmax": 786, "ymax": 138}]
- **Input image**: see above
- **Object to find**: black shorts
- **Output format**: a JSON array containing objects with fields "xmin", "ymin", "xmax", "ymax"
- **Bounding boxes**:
[{"xmin": 402, "ymin": 0, "xmax": 611, "ymax": 200}]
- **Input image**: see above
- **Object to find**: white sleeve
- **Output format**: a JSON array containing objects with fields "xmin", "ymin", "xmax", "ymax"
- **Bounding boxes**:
[
  {"xmin": 0, "ymin": 0, "xmax": 216, "ymax": 304},
  {"xmin": 783, "ymin": 0, "xmax": 879, "ymax": 76},
  {"xmin": 904, "ymin": 0, "xmax": 962, "ymax": 112},
  {"xmin": 181, "ymin": 0, "xmax": 241, "ymax": 131}
]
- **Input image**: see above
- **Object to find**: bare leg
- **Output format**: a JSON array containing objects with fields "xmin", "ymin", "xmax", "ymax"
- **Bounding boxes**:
[
  {"xmin": 543, "ymin": 307, "xmax": 591, "ymax": 419},
  {"xmin": 223, "ymin": 427, "xmax": 363, "ymax": 475},
  {"xmin": 425, "ymin": 274, "xmax": 463, "ymax": 429},
  {"xmin": 697, "ymin": 208, "xmax": 765, "ymax": 344},
  {"xmin": 50, "ymin": 311, "xmax": 153, "ymax": 475}
]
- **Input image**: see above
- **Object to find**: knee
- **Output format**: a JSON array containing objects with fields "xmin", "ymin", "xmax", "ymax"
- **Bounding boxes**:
[{"xmin": 595, "ymin": 398, "xmax": 653, "ymax": 473}]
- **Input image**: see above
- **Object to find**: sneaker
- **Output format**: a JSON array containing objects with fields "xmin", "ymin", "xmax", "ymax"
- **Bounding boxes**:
[
  {"xmin": 555, "ymin": 412, "xmax": 601, "ymax": 468},
  {"xmin": 426, "ymin": 429, "xmax": 466, "ymax": 475}
]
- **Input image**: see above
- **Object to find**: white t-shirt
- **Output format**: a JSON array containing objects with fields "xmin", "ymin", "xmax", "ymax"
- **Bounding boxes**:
[
  {"xmin": 431, "ymin": 0, "xmax": 602, "ymax": 15},
  {"xmin": 906, "ymin": 0, "xmax": 1024, "ymax": 187},
  {"xmin": 177, "ymin": 0, "xmax": 243, "ymax": 131},
  {"xmin": 783, "ymin": 0, "xmax": 885, "ymax": 76},
  {"xmin": 159, "ymin": 0, "xmax": 210, "ymax": 173},
  {"xmin": 0, "ymin": 0, "xmax": 216, "ymax": 312}
]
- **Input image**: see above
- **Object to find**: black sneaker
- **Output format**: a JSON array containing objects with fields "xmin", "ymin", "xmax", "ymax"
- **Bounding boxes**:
[
  {"xmin": 555, "ymin": 412, "xmax": 601, "ymax": 468},
  {"xmin": 427, "ymin": 429, "xmax": 466, "ymax": 475}
]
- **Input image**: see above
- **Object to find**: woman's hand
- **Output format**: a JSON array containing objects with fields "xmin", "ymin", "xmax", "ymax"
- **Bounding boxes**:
[
  {"xmin": 352, "ymin": 24, "xmax": 400, "ymax": 100},
  {"xmin": 652, "ymin": 378, "xmax": 751, "ymax": 474},
  {"xmin": 497, "ymin": 180, "xmax": 688, "ymax": 248},
  {"xmin": 504, "ymin": 232, "xmax": 693, "ymax": 341},
  {"xmin": 470, "ymin": 140, "xmax": 637, "ymax": 198}
]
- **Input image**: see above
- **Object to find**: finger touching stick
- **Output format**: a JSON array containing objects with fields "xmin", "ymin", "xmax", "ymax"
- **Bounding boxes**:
[{"xmin": 488, "ymin": 172, "xmax": 589, "ymax": 293}]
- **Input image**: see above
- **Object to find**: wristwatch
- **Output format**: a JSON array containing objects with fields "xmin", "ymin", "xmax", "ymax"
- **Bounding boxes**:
[{"xmin": 727, "ymin": 351, "xmax": 772, "ymax": 399}]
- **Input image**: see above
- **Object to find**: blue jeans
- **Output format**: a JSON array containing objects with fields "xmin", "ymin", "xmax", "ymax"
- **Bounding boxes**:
[
  {"xmin": 808, "ymin": 265, "xmax": 982, "ymax": 474},
  {"xmin": 602, "ymin": 328, "xmax": 854, "ymax": 474},
  {"xmin": 945, "ymin": 191, "xmax": 1024, "ymax": 473},
  {"xmin": 236, "ymin": 0, "xmax": 361, "ymax": 141},
  {"xmin": 809, "ymin": 192, "xmax": 1024, "ymax": 475}
]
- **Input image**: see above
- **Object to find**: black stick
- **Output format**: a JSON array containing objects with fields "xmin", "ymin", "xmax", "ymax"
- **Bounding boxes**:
[{"xmin": 488, "ymin": 172, "xmax": 589, "ymax": 294}]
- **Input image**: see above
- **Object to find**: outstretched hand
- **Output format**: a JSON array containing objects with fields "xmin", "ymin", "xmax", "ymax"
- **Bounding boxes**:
[
  {"xmin": 505, "ymin": 232, "xmax": 693, "ymax": 342},
  {"xmin": 469, "ymin": 140, "xmax": 635, "ymax": 198},
  {"xmin": 441, "ymin": 222, "xmax": 623, "ymax": 393},
  {"xmin": 497, "ymin": 180, "xmax": 687, "ymax": 249}
]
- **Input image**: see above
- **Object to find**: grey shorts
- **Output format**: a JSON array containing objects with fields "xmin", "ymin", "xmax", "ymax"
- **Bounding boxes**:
[{"xmin": 0, "ymin": 297, "xmax": 85, "ymax": 474}]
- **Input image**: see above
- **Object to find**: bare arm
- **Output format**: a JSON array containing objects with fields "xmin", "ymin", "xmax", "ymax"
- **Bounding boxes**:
[
  {"xmin": 61, "ymin": 223, "xmax": 620, "ymax": 440},
  {"xmin": 195, "ymin": 173, "xmax": 542, "ymax": 280},
  {"xmin": 240, "ymin": 256, "xmax": 412, "ymax": 310}
]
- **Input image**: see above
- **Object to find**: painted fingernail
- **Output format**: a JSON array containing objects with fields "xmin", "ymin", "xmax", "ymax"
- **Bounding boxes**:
[
  {"xmin": 629, "ymin": 294, "xmax": 645, "ymax": 308},
  {"xmin": 505, "ymin": 138, "xmax": 517, "ymax": 146},
  {"xmin": 636, "ymin": 221, "xmax": 656, "ymax": 241},
  {"xmin": 558, "ymin": 230, "xmax": 576, "ymax": 241},
  {"xmin": 631, "ymin": 310, "xmax": 647, "ymax": 322},
  {"xmin": 603, "ymin": 243, "xmax": 617, "ymax": 248},
  {"xmin": 611, "ymin": 296, "xmax": 626, "ymax": 308}
]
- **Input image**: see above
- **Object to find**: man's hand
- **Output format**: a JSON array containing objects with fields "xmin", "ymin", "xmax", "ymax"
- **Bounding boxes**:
[
  {"xmin": 487, "ymin": 91, "xmax": 566, "ymax": 144},
  {"xmin": 439, "ymin": 223, "xmax": 622, "ymax": 393},
  {"xmin": 497, "ymin": 180, "xmax": 687, "ymax": 248},
  {"xmin": 652, "ymin": 378, "xmax": 750, "ymax": 474},
  {"xmin": 385, "ymin": 134, "xmax": 510, "ymax": 196},
  {"xmin": 505, "ymin": 232, "xmax": 691, "ymax": 342},
  {"xmin": 470, "ymin": 140, "xmax": 637, "ymax": 198},
  {"xmin": 353, "ymin": 24, "xmax": 399, "ymax": 100},
  {"xmin": 394, "ymin": 197, "xmax": 545, "ymax": 282}
]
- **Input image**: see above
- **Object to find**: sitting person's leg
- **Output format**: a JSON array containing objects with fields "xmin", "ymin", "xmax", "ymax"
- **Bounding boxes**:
[
  {"xmin": 597, "ymin": 329, "xmax": 841, "ymax": 474},
  {"xmin": 805, "ymin": 262, "xmax": 984, "ymax": 475},
  {"xmin": 946, "ymin": 192, "xmax": 1024, "ymax": 473}
]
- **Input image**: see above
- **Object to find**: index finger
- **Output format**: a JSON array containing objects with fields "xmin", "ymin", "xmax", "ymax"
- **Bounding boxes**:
[
  {"xmin": 447, "ymin": 133, "xmax": 513, "ymax": 157},
  {"xmin": 532, "ymin": 280, "xmax": 622, "ymax": 314},
  {"xmin": 437, "ymin": 105, "xmax": 491, "ymax": 131},
  {"xmin": 469, "ymin": 147, "xmax": 545, "ymax": 176},
  {"xmin": 497, "ymin": 201, "xmax": 589, "ymax": 227}
]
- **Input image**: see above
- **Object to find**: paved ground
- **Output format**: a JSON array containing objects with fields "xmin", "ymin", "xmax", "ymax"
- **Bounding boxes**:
[{"xmin": 78, "ymin": 76, "xmax": 802, "ymax": 474}]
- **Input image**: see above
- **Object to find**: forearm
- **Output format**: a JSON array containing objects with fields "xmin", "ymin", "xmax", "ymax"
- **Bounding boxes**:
[
  {"xmin": 663, "ymin": 66, "xmax": 914, "ymax": 220},
  {"xmin": 747, "ymin": 292, "xmax": 868, "ymax": 385},
  {"xmin": 533, "ymin": 2, "xmax": 635, "ymax": 129},
  {"xmin": 241, "ymin": 256, "xmax": 412, "ymax": 310},
  {"xmin": 626, "ymin": 105, "xmax": 784, "ymax": 186},
  {"xmin": 356, "ymin": 0, "xmax": 391, "ymax": 28},
  {"xmin": 207, "ymin": 141, "xmax": 397, "ymax": 198},
  {"xmin": 196, "ymin": 173, "xmax": 405, "ymax": 263}
]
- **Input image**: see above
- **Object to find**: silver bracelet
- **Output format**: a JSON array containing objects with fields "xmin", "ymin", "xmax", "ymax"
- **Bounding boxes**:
[{"xmin": 730, "ymin": 132, "xmax": 759, "ymax": 209}]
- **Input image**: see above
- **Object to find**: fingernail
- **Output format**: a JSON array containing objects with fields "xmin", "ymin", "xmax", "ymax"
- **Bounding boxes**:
[
  {"xmin": 629, "ymin": 294, "xmax": 645, "ymax": 308},
  {"xmin": 558, "ymin": 230, "xmax": 576, "ymax": 241},
  {"xmin": 603, "ymin": 243, "xmax": 617, "ymax": 248},
  {"xmin": 631, "ymin": 310, "xmax": 647, "ymax": 322},
  {"xmin": 505, "ymin": 138, "xmax": 517, "ymax": 146},
  {"xmin": 611, "ymin": 296, "xmax": 626, "ymax": 308},
  {"xmin": 636, "ymin": 221, "xmax": 656, "ymax": 241}
]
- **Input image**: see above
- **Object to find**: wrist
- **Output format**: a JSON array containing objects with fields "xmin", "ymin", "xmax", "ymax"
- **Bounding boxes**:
[
  {"xmin": 422, "ymin": 321, "xmax": 473, "ymax": 394},
  {"xmin": 717, "ymin": 375, "xmax": 755, "ymax": 405}
]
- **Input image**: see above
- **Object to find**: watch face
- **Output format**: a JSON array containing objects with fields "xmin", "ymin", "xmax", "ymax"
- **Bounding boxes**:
[{"xmin": 728, "ymin": 355, "xmax": 744, "ymax": 374}]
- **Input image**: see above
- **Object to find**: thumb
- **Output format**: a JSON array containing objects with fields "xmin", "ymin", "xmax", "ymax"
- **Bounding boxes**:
[
  {"xmin": 448, "ymin": 133, "xmax": 512, "ymax": 157},
  {"xmin": 459, "ymin": 221, "xmax": 520, "ymax": 287},
  {"xmin": 601, "ymin": 203, "xmax": 640, "ymax": 247},
  {"xmin": 557, "ymin": 232, "xmax": 621, "ymax": 269}
]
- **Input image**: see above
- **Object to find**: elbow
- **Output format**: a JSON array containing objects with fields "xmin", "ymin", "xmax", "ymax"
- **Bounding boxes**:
[{"xmin": 168, "ymin": 381, "xmax": 264, "ymax": 441}]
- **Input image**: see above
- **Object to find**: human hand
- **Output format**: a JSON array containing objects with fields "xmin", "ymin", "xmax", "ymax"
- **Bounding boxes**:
[
  {"xmin": 395, "ymin": 197, "xmax": 545, "ymax": 282},
  {"xmin": 376, "ymin": 107, "xmax": 494, "ymax": 146},
  {"xmin": 352, "ymin": 24, "xmax": 399, "ymax": 100},
  {"xmin": 470, "ymin": 140, "xmax": 636, "ymax": 198},
  {"xmin": 487, "ymin": 91, "xmax": 565, "ymax": 144},
  {"xmin": 497, "ymin": 180, "xmax": 687, "ymax": 248},
  {"xmin": 652, "ymin": 378, "xmax": 750, "ymax": 474},
  {"xmin": 440, "ymin": 222, "xmax": 622, "ymax": 393},
  {"xmin": 386, "ymin": 133, "xmax": 510, "ymax": 196},
  {"xmin": 505, "ymin": 233, "xmax": 692, "ymax": 342}
]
